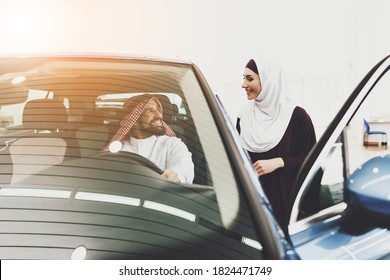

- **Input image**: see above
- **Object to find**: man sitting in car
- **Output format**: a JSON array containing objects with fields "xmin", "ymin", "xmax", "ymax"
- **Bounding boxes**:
[{"xmin": 102, "ymin": 94, "xmax": 194, "ymax": 184}]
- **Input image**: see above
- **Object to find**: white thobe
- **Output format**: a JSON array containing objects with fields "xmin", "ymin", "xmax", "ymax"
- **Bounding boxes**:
[{"xmin": 121, "ymin": 135, "xmax": 194, "ymax": 184}]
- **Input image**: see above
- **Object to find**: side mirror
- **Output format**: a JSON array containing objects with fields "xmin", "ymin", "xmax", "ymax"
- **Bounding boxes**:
[{"xmin": 345, "ymin": 155, "xmax": 390, "ymax": 220}]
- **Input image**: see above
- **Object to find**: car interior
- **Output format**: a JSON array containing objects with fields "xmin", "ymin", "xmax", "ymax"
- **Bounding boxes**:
[{"xmin": 0, "ymin": 91, "xmax": 212, "ymax": 187}]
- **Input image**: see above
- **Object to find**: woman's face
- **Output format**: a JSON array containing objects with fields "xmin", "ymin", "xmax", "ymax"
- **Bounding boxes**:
[{"xmin": 241, "ymin": 68, "xmax": 261, "ymax": 100}]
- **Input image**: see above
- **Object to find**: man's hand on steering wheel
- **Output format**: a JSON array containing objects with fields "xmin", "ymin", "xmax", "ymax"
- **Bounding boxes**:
[
  {"xmin": 161, "ymin": 169, "xmax": 180, "ymax": 183},
  {"xmin": 97, "ymin": 152, "xmax": 182, "ymax": 183}
]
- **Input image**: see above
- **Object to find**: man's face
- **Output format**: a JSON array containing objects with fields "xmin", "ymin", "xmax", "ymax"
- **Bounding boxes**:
[{"xmin": 133, "ymin": 100, "xmax": 165, "ymax": 137}]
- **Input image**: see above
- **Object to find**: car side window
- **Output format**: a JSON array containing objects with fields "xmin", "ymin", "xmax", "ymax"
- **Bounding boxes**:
[{"xmin": 298, "ymin": 135, "xmax": 345, "ymax": 220}]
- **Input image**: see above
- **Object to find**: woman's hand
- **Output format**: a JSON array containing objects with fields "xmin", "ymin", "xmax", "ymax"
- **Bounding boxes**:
[{"xmin": 253, "ymin": 158, "xmax": 284, "ymax": 176}]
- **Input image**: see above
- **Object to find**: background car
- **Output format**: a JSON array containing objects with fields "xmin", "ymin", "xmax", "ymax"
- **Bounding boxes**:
[{"xmin": 0, "ymin": 55, "xmax": 388, "ymax": 260}]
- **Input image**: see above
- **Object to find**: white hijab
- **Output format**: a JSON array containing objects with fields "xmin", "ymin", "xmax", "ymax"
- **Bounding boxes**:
[{"xmin": 238, "ymin": 57, "xmax": 296, "ymax": 153}]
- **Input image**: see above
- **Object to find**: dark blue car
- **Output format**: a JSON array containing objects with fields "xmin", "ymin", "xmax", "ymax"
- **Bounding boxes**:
[{"xmin": 0, "ymin": 55, "xmax": 388, "ymax": 259}]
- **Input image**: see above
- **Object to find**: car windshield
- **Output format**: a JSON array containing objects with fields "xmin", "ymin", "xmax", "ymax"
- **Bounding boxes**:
[{"xmin": 0, "ymin": 57, "xmax": 263, "ymax": 259}]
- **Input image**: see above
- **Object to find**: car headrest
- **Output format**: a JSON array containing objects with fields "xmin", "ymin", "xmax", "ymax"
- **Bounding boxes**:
[
  {"xmin": 171, "ymin": 104, "xmax": 179, "ymax": 119},
  {"xmin": 152, "ymin": 94, "xmax": 173, "ymax": 123},
  {"xmin": 22, "ymin": 99, "xmax": 68, "ymax": 130}
]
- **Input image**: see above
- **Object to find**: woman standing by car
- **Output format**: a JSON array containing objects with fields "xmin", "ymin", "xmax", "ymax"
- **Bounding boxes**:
[{"xmin": 236, "ymin": 56, "xmax": 316, "ymax": 238}]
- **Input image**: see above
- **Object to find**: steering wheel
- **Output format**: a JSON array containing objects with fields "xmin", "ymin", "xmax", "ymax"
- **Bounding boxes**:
[{"xmin": 95, "ymin": 151, "xmax": 163, "ymax": 174}]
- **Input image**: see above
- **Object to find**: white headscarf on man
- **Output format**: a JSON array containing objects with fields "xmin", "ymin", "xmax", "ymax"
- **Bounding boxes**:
[{"xmin": 238, "ymin": 57, "xmax": 296, "ymax": 153}]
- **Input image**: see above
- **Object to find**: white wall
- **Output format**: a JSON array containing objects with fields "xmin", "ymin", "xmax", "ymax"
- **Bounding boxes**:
[{"xmin": 1, "ymin": 0, "xmax": 389, "ymax": 136}]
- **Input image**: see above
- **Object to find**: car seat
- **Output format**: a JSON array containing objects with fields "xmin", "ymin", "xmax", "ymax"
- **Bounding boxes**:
[{"xmin": 9, "ymin": 99, "xmax": 77, "ymax": 183}]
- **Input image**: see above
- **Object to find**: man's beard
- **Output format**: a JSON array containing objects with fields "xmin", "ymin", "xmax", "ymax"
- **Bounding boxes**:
[
  {"xmin": 148, "ymin": 125, "xmax": 165, "ymax": 135},
  {"xmin": 141, "ymin": 118, "xmax": 166, "ymax": 136}
]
